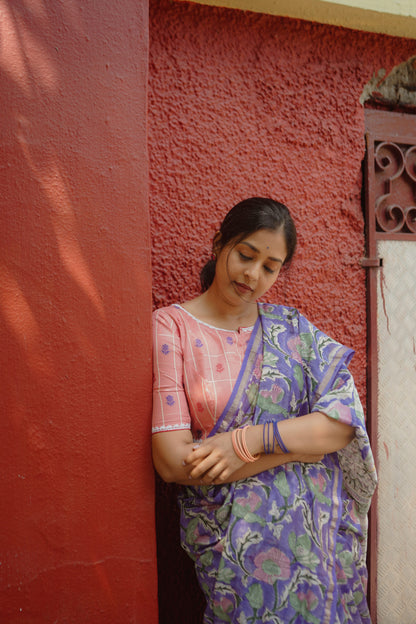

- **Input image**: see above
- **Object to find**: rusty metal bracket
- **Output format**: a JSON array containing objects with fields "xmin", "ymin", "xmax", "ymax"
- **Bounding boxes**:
[{"xmin": 360, "ymin": 257, "xmax": 383, "ymax": 268}]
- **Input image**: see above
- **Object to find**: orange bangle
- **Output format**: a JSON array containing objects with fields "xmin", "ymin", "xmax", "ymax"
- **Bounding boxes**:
[
  {"xmin": 232, "ymin": 428, "xmax": 246, "ymax": 462},
  {"xmin": 241, "ymin": 426, "xmax": 260, "ymax": 462},
  {"xmin": 232, "ymin": 426, "xmax": 260, "ymax": 463}
]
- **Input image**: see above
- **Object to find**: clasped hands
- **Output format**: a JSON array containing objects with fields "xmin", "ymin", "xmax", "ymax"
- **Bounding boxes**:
[
  {"xmin": 184, "ymin": 431, "xmax": 245, "ymax": 484},
  {"xmin": 183, "ymin": 429, "xmax": 323, "ymax": 485}
]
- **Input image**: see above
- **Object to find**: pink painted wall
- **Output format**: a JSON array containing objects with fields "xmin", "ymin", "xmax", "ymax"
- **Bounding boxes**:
[
  {"xmin": 0, "ymin": 2, "xmax": 157, "ymax": 622},
  {"xmin": 149, "ymin": 0, "xmax": 415, "ymax": 621}
]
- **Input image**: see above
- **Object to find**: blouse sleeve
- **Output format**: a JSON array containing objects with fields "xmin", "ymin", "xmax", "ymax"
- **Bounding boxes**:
[{"xmin": 152, "ymin": 308, "xmax": 192, "ymax": 434}]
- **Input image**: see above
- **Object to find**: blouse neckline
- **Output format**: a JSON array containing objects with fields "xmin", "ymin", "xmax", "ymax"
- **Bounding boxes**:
[{"xmin": 174, "ymin": 304, "xmax": 255, "ymax": 333}]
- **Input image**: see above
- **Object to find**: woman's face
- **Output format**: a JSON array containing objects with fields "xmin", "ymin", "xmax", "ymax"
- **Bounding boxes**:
[{"xmin": 212, "ymin": 227, "xmax": 288, "ymax": 305}]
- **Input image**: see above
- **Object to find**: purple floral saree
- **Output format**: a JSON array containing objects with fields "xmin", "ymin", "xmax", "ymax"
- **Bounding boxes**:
[{"xmin": 178, "ymin": 304, "xmax": 377, "ymax": 624}]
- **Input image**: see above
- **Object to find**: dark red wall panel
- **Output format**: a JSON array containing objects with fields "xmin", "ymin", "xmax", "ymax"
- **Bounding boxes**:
[{"xmin": 0, "ymin": 2, "xmax": 157, "ymax": 622}]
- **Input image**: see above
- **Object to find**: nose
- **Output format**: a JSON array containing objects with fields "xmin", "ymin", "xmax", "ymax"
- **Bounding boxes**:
[{"xmin": 244, "ymin": 263, "xmax": 260, "ymax": 282}]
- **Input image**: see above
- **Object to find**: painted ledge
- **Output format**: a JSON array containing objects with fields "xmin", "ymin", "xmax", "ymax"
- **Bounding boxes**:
[{"xmin": 178, "ymin": 0, "xmax": 416, "ymax": 39}]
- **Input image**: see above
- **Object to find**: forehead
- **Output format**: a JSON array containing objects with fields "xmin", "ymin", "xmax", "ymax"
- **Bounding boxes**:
[{"xmin": 239, "ymin": 228, "xmax": 287, "ymax": 259}]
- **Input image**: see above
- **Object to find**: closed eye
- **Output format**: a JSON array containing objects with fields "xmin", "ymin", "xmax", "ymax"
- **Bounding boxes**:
[{"xmin": 239, "ymin": 252, "xmax": 253, "ymax": 261}]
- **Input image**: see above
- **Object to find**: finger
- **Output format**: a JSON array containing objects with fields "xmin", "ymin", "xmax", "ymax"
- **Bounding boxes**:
[
  {"xmin": 190, "ymin": 462, "xmax": 213, "ymax": 480},
  {"xmin": 189, "ymin": 454, "xmax": 218, "ymax": 479},
  {"xmin": 201, "ymin": 463, "xmax": 224, "ymax": 483},
  {"xmin": 203, "ymin": 457, "xmax": 234, "ymax": 483},
  {"xmin": 185, "ymin": 455, "xmax": 208, "ymax": 472},
  {"xmin": 184, "ymin": 444, "xmax": 210, "ymax": 465},
  {"xmin": 213, "ymin": 467, "xmax": 231, "ymax": 484}
]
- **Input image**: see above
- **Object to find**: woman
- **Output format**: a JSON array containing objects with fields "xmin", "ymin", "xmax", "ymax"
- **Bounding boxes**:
[{"xmin": 152, "ymin": 197, "xmax": 377, "ymax": 623}]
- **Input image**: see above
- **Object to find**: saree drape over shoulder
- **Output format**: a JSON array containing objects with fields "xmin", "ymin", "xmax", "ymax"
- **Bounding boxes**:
[{"xmin": 178, "ymin": 304, "xmax": 377, "ymax": 624}]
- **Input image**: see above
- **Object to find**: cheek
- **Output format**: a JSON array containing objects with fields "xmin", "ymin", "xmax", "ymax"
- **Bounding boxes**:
[
  {"xmin": 227, "ymin": 255, "xmax": 242, "ymax": 274},
  {"xmin": 264, "ymin": 271, "xmax": 280, "ymax": 288}
]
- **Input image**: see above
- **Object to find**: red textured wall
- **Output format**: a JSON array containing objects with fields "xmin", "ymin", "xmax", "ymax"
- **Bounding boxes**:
[
  {"xmin": 149, "ymin": 0, "xmax": 414, "ymax": 395},
  {"xmin": 149, "ymin": 1, "xmax": 415, "ymax": 621},
  {"xmin": 0, "ymin": 2, "xmax": 157, "ymax": 623}
]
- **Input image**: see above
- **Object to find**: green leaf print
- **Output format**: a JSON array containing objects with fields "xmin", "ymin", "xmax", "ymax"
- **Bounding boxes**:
[
  {"xmin": 217, "ymin": 564, "xmax": 235, "ymax": 584},
  {"xmin": 212, "ymin": 604, "xmax": 232, "ymax": 622},
  {"xmin": 199, "ymin": 549, "xmax": 213, "ymax": 567},
  {"xmin": 289, "ymin": 593, "xmax": 321, "ymax": 624},
  {"xmin": 246, "ymin": 382, "xmax": 259, "ymax": 405},
  {"xmin": 262, "ymin": 349, "xmax": 278, "ymax": 368},
  {"xmin": 185, "ymin": 517, "xmax": 200, "ymax": 551},
  {"xmin": 232, "ymin": 502, "xmax": 266, "ymax": 527},
  {"xmin": 257, "ymin": 393, "xmax": 282, "ymax": 413},
  {"xmin": 247, "ymin": 583, "xmax": 264, "ymax": 610},
  {"xmin": 354, "ymin": 591, "xmax": 364, "ymax": 606},
  {"xmin": 289, "ymin": 532, "xmax": 320, "ymax": 570},
  {"xmin": 304, "ymin": 475, "xmax": 332, "ymax": 506},
  {"xmin": 292, "ymin": 364, "xmax": 304, "ymax": 392},
  {"xmin": 299, "ymin": 331, "xmax": 313, "ymax": 352},
  {"xmin": 337, "ymin": 546, "xmax": 354, "ymax": 579},
  {"xmin": 273, "ymin": 471, "xmax": 291, "ymax": 498}
]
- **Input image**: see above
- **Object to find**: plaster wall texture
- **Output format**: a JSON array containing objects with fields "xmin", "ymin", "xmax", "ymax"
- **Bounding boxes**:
[
  {"xmin": 149, "ymin": 1, "xmax": 415, "ymax": 621},
  {"xmin": 0, "ymin": 1, "xmax": 157, "ymax": 622}
]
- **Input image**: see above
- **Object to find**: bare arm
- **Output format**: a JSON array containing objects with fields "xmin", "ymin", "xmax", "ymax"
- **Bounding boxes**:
[
  {"xmin": 152, "ymin": 422, "xmax": 327, "ymax": 486},
  {"xmin": 152, "ymin": 429, "xmax": 195, "ymax": 484},
  {"xmin": 152, "ymin": 429, "xmax": 298, "ymax": 485},
  {"xmin": 276, "ymin": 411, "xmax": 354, "ymax": 455},
  {"xmin": 186, "ymin": 412, "xmax": 354, "ymax": 483}
]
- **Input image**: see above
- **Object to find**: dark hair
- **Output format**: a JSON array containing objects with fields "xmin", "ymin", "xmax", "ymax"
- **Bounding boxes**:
[{"xmin": 200, "ymin": 197, "xmax": 297, "ymax": 292}]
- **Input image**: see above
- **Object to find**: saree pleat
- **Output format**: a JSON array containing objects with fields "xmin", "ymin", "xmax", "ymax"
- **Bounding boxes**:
[{"xmin": 179, "ymin": 304, "xmax": 377, "ymax": 624}]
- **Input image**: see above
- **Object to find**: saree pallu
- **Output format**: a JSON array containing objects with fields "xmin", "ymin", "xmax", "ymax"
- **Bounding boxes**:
[{"xmin": 178, "ymin": 304, "xmax": 377, "ymax": 624}]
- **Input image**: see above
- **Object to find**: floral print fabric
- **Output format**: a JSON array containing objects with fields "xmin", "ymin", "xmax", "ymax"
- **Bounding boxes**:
[{"xmin": 178, "ymin": 304, "xmax": 377, "ymax": 623}]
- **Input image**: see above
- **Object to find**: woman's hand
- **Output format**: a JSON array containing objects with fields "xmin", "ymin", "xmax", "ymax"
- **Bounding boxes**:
[{"xmin": 184, "ymin": 432, "xmax": 245, "ymax": 484}]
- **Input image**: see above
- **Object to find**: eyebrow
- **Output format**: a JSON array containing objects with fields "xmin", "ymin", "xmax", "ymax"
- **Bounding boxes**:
[{"xmin": 240, "ymin": 241, "xmax": 284, "ymax": 264}]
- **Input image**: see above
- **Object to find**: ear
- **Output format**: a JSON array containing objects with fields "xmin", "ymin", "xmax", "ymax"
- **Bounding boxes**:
[{"xmin": 212, "ymin": 230, "xmax": 222, "ymax": 253}]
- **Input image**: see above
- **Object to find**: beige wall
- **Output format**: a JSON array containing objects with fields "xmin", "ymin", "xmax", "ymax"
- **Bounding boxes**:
[{"xmin": 179, "ymin": 0, "xmax": 416, "ymax": 38}]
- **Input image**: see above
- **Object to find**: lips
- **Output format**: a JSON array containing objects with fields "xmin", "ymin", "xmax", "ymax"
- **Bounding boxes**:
[{"xmin": 234, "ymin": 282, "xmax": 253, "ymax": 294}]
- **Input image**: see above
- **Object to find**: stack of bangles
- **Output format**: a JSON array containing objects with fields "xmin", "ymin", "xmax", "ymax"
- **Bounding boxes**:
[
  {"xmin": 263, "ymin": 420, "xmax": 290, "ymax": 454},
  {"xmin": 231, "ymin": 421, "xmax": 290, "ymax": 463},
  {"xmin": 231, "ymin": 426, "xmax": 260, "ymax": 463}
]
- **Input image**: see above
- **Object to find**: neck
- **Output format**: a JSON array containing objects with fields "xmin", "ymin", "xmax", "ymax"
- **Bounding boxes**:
[{"xmin": 200, "ymin": 286, "xmax": 259, "ymax": 328}]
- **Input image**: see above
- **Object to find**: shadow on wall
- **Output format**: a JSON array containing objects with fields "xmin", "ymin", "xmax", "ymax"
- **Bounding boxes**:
[{"xmin": 0, "ymin": 2, "xmax": 155, "ymax": 622}]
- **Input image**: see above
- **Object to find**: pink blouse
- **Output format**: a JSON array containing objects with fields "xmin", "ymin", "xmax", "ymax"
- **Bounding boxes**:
[{"xmin": 152, "ymin": 305, "xmax": 253, "ymax": 439}]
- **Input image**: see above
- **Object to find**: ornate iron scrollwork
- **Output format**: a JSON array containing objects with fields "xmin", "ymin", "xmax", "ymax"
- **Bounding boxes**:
[{"xmin": 374, "ymin": 141, "xmax": 416, "ymax": 233}]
